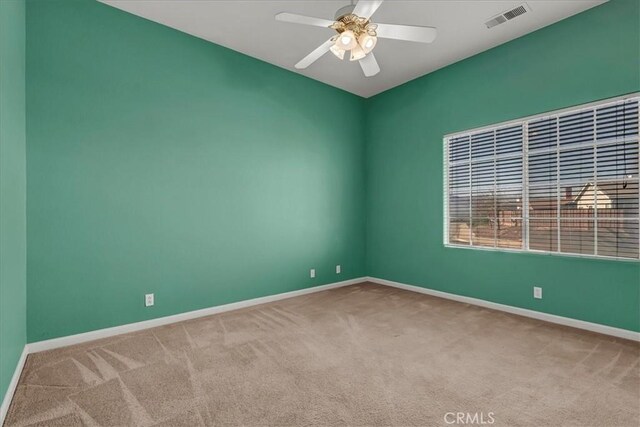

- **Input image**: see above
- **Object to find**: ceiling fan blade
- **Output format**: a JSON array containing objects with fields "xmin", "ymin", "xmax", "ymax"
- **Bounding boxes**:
[
  {"xmin": 375, "ymin": 23, "xmax": 437, "ymax": 43},
  {"xmin": 275, "ymin": 12, "xmax": 335, "ymax": 28},
  {"xmin": 295, "ymin": 38, "xmax": 335, "ymax": 69},
  {"xmin": 352, "ymin": 0, "xmax": 384, "ymax": 20},
  {"xmin": 359, "ymin": 53, "xmax": 380, "ymax": 77}
]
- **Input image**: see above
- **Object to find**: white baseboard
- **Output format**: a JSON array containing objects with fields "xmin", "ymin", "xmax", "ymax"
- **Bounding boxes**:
[
  {"xmin": 367, "ymin": 276, "xmax": 640, "ymax": 342},
  {"xmin": 26, "ymin": 275, "xmax": 640, "ymax": 353},
  {"xmin": 27, "ymin": 277, "xmax": 365, "ymax": 354},
  {"xmin": 0, "ymin": 345, "xmax": 28, "ymax": 425}
]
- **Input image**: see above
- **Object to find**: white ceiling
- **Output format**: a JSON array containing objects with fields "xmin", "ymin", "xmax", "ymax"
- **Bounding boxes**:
[{"xmin": 99, "ymin": 0, "xmax": 606, "ymax": 98}]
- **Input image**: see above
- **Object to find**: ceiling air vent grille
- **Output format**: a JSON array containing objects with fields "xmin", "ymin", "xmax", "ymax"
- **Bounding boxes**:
[
  {"xmin": 485, "ymin": 15, "xmax": 507, "ymax": 29},
  {"xmin": 485, "ymin": 3, "xmax": 530, "ymax": 29},
  {"xmin": 503, "ymin": 5, "xmax": 527, "ymax": 20}
]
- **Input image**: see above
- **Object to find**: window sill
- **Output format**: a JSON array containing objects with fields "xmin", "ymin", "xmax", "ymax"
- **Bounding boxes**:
[{"xmin": 444, "ymin": 243, "xmax": 640, "ymax": 263}]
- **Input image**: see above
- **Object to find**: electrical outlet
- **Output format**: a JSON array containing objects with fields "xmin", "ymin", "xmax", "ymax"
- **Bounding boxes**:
[
  {"xmin": 336, "ymin": 265, "xmax": 341, "ymax": 274},
  {"xmin": 533, "ymin": 287, "xmax": 542, "ymax": 299},
  {"xmin": 145, "ymin": 293, "xmax": 154, "ymax": 307},
  {"xmin": 310, "ymin": 269, "xmax": 316, "ymax": 279}
]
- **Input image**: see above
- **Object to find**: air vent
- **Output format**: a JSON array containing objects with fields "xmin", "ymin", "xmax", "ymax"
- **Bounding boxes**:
[
  {"xmin": 485, "ymin": 3, "xmax": 530, "ymax": 29},
  {"xmin": 485, "ymin": 15, "xmax": 507, "ymax": 29},
  {"xmin": 503, "ymin": 5, "xmax": 527, "ymax": 20}
]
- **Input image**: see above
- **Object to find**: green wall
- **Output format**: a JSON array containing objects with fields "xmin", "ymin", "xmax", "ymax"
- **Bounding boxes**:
[
  {"xmin": 0, "ymin": 0, "xmax": 27, "ymax": 404},
  {"xmin": 26, "ymin": 0, "xmax": 366, "ymax": 342},
  {"xmin": 365, "ymin": 0, "xmax": 640, "ymax": 331}
]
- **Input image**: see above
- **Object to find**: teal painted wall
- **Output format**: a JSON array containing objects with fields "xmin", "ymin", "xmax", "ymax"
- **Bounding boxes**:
[
  {"xmin": 26, "ymin": 0, "xmax": 366, "ymax": 342},
  {"xmin": 365, "ymin": 0, "xmax": 640, "ymax": 332},
  {"xmin": 0, "ymin": 0, "xmax": 27, "ymax": 403}
]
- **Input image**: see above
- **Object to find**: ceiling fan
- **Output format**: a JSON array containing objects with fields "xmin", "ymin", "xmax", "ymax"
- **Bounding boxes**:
[{"xmin": 275, "ymin": 0, "xmax": 437, "ymax": 77}]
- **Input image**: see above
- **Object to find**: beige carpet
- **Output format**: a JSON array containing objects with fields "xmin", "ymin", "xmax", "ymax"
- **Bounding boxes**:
[{"xmin": 5, "ymin": 283, "xmax": 639, "ymax": 427}]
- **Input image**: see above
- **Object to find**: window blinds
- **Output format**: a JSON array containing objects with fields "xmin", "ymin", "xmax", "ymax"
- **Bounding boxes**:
[{"xmin": 444, "ymin": 96, "xmax": 639, "ymax": 260}]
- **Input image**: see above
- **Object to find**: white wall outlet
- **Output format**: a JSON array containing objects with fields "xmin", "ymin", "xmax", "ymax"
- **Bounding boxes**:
[
  {"xmin": 336, "ymin": 265, "xmax": 341, "ymax": 274},
  {"xmin": 310, "ymin": 269, "xmax": 316, "ymax": 279},
  {"xmin": 145, "ymin": 293, "xmax": 154, "ymax": 307},
  {"xmin": 533, "ymin": 287, "xmax": 542, "ymax": 299}
]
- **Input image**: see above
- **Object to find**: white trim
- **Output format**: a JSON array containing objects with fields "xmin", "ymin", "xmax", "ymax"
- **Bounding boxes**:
[
  {"xmin": 27, "ymin": 277, "xmax": 365, "ymax": 353},
  {"xmin": 443, "ymin": 92, "xmax": 640, "ymax": 138},
  {"xmin": 0, "ymin": 346, "xmax": 28, "ymax": 425},
  {"xmin": 443, "ymin": 136, "xmax": 449, "ymax": 245},
  {"xmin": 443, "ymin": 242, "xmax": 640, "ymax": 263},
  {"xmin": 367, "ymin": 276, "xmax": 640, "ymax": 342}
]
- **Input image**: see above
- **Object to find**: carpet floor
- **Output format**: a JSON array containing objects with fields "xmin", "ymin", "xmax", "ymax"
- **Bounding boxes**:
[{"xmin": 5, "ymin": 283, "xmax": 639, "ymax": 427}]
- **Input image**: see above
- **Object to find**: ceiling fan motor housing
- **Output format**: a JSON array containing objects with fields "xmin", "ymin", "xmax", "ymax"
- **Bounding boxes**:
[
  {"xmin": 334, "ymin": 4, "xmax": 356, "ymax": 21},
  {"xmin": 331, "ymin": 12, "xmax": 377, "ymax": 39}
]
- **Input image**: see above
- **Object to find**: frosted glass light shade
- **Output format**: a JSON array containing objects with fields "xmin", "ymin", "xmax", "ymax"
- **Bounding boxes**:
[
  {"xmin": 350, "ymin": 45, "xmax": 366, "ymax": 61},
  {"xmin": 337, "ymin": 30, "xmax": 357, "ymax": 50},
  {"xmin": 358, "ymin": 34, "xmax": 377, "ymax": 53},
  {"xmin": 330, "ymin": 44, "xmax": 346, "ymax": 60}
]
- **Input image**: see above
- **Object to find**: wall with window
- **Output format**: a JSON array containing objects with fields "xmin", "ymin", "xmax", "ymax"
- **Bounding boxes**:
[{"xmin": 366, "ymin": 0, "xmax": 640, "ymax": 331}]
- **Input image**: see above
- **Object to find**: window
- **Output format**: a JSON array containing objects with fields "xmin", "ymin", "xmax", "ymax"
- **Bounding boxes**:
[{"xmin": 444, "ymin": 95, "xmax": 639, "ymax": 260}]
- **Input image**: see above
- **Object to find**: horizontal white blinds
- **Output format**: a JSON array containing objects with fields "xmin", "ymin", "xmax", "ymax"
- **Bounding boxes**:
[
  {"xmin": 445, "ymin": 96, "xmax": 639, "ymax": 260},
  {"xmin": 448, "ymin": 125, "xmax": 524, "ymax": 249}
]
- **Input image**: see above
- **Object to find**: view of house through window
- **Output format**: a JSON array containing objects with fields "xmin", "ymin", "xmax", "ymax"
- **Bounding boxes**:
[{"xmin": 444, "ymin": 96, "xmax": 639, "ymax": 260}]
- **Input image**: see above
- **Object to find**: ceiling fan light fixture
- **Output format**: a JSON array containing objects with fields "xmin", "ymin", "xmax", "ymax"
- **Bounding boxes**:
[
  {"xmin": 276, "ymin": 0, "xmax": 438, "ymax": 77},
  {"xmin": 358, "ymin": 33, "xmax": 377, "ymax": 53},
  {"xmin": 350, "ymin": 44, "xmax": 366, "ymax": 61},
  {"xmin": 329, "ymin": 44, "xmax": 346, "ymax": 60},
  {"xmin": 337, "ymin": 30, "xmax": 357, "ymax": 50}
]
